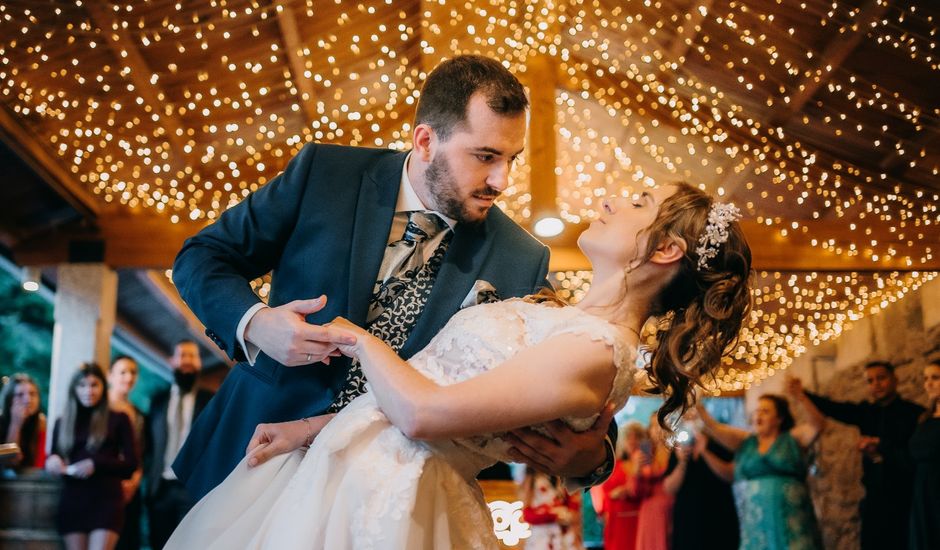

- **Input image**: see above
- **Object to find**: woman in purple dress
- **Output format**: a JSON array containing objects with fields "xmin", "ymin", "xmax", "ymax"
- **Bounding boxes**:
[{"xmin": 46, "ymin": 363, "xmax": 137, "ymax": 550}]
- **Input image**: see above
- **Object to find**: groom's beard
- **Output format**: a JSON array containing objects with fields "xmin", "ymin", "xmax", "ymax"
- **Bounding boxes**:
[{"xmin": 425, "ymin": 153, "xmax": 498, "ymax": 225}]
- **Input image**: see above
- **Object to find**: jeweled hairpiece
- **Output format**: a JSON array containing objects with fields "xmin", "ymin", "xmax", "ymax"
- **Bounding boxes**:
[{"xmin": 695, "ymin": 202, "xmax": 742, "ymax": 270}]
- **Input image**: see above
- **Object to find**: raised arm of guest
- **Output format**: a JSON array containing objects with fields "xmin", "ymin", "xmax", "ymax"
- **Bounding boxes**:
[
  {"xmin": 786, "ymin": 376, "xmax": 827, "ymax": 448},
  {"xmin": 794, "ymin": 377, "xmax": 867, "ymax": 427},
  {"xmin": 663, "ymin": 447, "xmax": 690, "ymax": 496},
  {"xmin": 696, "ymin": 403, "xmax": 750, "ymax": 453}
]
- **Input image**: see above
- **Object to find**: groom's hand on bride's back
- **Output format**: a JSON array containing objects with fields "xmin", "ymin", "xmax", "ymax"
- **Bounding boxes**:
[
  {"xmin": 504, "ymin": 402, "xmax": 616, "ymax": 479},
  {"xmin": 244, "ymin": 295, "xmax": 357, "ymax": 366}
]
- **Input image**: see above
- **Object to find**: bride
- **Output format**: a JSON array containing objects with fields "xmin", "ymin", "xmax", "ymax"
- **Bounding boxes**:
[{"xmin": 166, "ymin": 182, "xmax": 752, "ymax": 549}]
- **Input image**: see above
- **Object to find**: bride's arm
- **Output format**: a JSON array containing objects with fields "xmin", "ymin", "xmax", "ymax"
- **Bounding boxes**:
[{"xmin": 332, "ymin": 319, "xmax": 617, "ymax": 440}]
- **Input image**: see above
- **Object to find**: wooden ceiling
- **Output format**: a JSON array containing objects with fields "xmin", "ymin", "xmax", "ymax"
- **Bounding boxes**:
[
  {"xmin": 0, "ymin": 0, "xmax": 936, "ymax": 270},
  {"xmin": 1, "ymin": 0, "xmax": 938, "ymax": 387}
]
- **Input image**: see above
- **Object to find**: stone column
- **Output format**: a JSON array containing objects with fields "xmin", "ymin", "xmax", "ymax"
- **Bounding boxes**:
[{"xmin": 47, "ymin": 264, "xmax": 117, "ymax": 449}]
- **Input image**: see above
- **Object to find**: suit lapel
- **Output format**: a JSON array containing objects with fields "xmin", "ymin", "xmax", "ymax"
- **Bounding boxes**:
[
  {"xmin": 401, "ymin": 220, "xmax": 493, "ymax": 358},
  {"xmin": 346, "ymin": 151, "xmax": 407, "ymax": 325}
]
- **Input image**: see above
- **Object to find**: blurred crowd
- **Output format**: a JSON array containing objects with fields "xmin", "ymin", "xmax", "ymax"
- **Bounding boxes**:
[
  {"xmin": 3, "ymin": 355, "xmax": 939, "ymax": 549},
  {"xmin": 517, "ymin": 359, "xmax": 940, "ymax": 550},
  {"xmin": 1, "ymin": 340, "xmax": 212, "ymax": 550}
]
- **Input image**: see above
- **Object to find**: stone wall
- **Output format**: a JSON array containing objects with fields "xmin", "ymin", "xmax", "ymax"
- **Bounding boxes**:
[{"xmin": 747, "ymin": 276, "xmax": 940, "ymax": 550}]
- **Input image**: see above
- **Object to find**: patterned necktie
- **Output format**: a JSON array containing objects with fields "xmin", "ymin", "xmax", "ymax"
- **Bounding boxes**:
[
  {"xmin": 368, "ymin": 211, "xmax": 449, "ymax": 323},
  {"xmin": 327, "ymin": 211, "xmax": 452, "ymax": 412}
]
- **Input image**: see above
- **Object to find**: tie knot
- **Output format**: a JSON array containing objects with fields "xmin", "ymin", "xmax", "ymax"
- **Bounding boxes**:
[{"xmin": 403, "ymin": 211, "xmax": 447, "ymax": 243}]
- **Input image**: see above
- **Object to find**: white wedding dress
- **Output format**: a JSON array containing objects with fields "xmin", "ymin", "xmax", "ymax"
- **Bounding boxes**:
[{"xmin": 166, "ymin": 300, "xmax": 639, "ymax": 549}]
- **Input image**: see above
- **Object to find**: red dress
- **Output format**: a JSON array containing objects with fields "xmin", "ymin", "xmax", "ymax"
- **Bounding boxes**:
[
  {"xmin": 601, "ymin": 458, "xmax": 642, "ymax": 550},
  {"xmin": 634, "ymin": 458, "xmax": 674, "ymax": 550}
]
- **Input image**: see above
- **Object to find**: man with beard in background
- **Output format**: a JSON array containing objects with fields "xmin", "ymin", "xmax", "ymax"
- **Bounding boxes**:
[{"xmin": 144, "ymin": 340, "xmax": 214, "ymax": 549}]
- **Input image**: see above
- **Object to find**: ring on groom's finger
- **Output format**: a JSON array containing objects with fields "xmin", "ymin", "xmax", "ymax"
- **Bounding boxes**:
[{"xmin": 305, "ymin": 353, "xmax": 312, "ymax": 362}]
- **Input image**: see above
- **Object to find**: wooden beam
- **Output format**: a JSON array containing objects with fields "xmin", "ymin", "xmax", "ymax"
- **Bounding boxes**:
[
  {"xmin": 85, "ymin": 1, "xmax": 188, "ymax": 164},
  {"xmin": 879, "ymin": 119, "xmax": 940, "ymax": 177},
  {"xmin": 138, "ymin": 270, "xmax": 233, "ymax": 367},
  {"xmin": 662, "ymin": 0, "xmax": 713, "ymax": 76},
  {"xmin": 11, "ymin": 208, "xmax": 204, "ymax": 269},
  {"xmin": 274, "ymin": 1, "xmax": 319, "ymax": 124},
  {"xmin": 542, "ymin": 219, "xmax": 940, "ymax": 272},
  {"xmin": 770, "ymin": 0, "xmax": 888, "ymax": 126},
  {"xmin": 0, "ymin": 106, "xmax": 99, "ymax": 219},
  {"xmin": 11, "ymin": 206, "xmax": 938, "ymax": 272},
  {"xmin": 527, "ymin": 54, "xmax": 559, "ymax": 219}
]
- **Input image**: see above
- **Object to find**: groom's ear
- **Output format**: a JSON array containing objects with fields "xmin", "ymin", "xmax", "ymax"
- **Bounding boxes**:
[
  {"xmin": 413, "ymin": 124, "xmax": 435, "ymax": 162},
  {"xmin": 649, "ymin": 236, "xmax": 687, "ymax": 266}
]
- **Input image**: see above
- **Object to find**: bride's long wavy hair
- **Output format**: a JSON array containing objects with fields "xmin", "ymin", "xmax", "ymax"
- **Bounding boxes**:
[
  {"xmin": 526, "ymin": 183, "xmax": 751, "ymax": 431},
  {"xmin": 639, "ymin": 182, "xmax": 752, "ymax": 430}
]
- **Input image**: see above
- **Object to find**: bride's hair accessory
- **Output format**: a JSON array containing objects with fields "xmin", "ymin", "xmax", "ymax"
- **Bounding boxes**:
[{"xmin": 695, "ymin": 202, "xmax": 742, "ymax": 270}]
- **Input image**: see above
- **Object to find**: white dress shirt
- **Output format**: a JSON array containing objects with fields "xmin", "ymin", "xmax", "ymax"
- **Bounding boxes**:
[{"xmin": 162, "ymin": 384, "xmax": 196, "ymax": 480}]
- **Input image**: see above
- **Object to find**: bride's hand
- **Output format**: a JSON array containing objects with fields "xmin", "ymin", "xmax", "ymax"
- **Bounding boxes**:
[
  {"xmin": 326, "ymin": 317, "xmax": 373, "ymax": 360},
  {"xmin": 246, "ymin": 415, "xmax": 335, "ymax": 467}
]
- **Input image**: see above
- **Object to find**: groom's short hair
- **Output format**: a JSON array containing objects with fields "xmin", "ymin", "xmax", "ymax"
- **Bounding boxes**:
[{"xmin": 415, "ymin": 55, "xmax": 528, "ymax": 141}]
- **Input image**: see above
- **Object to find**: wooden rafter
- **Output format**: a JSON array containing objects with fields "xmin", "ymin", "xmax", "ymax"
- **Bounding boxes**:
[
  {"xmin": 570, "ymin": 49, "xmax": 925, "ymax": 202},
  {"xmin": 85, "ymin": 1, "xmax": 189, "ymax": 165},
  {"xmin": 274, "ymin": 1, "xmax": 319, "ymax": 124},
  {"xmin": 527, "ymin": 54, "xmax": 559, "ymax": 218},
  {"xmin": 12, "ymin": 208, "xmax": 937, "ymax": 272},
  {"xmin": 770, "ymin": 0, "xmax": 889, "ymax": 126},
  {"xmin": 138, "ymin": 270, "xmax": 233, "ymax": 366},
  {"xmin": 0, "ymin": 106, "xmax": 99, "ymax": 219},
  {"xmin": 879, "ymin": 119, "xmax": 940, "ymax": 177},
  {"xmin": 662, "ymin": 0, "xmax": 714, "ymax": 78},
  {"xmin": 543, "ymin": 219, "xmax": 940, "ymax": 272}
]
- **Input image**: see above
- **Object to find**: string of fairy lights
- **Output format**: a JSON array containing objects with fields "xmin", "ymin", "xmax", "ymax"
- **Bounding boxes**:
[
  {"xmin": 555, "ymin": 269, "xmax": 940, "ymax": 393},
  {"xmin": 3, "ymin": 0, "xmax": 939, "ymax": 391}
]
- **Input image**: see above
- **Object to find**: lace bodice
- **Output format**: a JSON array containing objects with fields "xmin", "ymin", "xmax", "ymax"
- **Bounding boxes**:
[
  {"xmin": 166, "ymin": 300, "xmax": 643, "ymax": 550},
  {"xmin": 407, "ymin": 299, "xmax": 640, "ymax": 468}
]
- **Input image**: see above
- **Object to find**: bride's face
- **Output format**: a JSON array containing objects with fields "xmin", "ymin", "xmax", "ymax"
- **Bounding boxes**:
[{"xmin": 578, "ymin": 185, "xmax": 676, "ymax": 271}]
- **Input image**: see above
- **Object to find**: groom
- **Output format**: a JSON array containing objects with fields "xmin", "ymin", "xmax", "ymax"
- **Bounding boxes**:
[{"xmin": 171, "ymin": 55, "xmax": 616, "ymax": 500}]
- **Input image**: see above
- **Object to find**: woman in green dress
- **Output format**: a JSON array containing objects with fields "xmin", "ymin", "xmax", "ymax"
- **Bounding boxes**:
[{"xmin": 696, "ymin": 387, "xmax": 825, "ymax": 550}]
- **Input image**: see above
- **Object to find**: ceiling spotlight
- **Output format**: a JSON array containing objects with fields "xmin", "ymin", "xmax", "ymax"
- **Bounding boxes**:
[
  {"xmin": 533, "ymin": 216, "xmax": 565, "ymax": 238},
  {"xmin": 21, "ymin": 266, "xmax": 41, "ymax": 292}
]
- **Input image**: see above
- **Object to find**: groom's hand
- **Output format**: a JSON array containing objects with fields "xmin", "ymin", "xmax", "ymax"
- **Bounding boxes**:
[
  {"xmin": 504, "ymin": 402, "xmax": 615, "ymax": 479},
  {"xmin": 246, "ymin": 414, "xmax": 336, "ymax": 467},
  {"xmin": 245, "ymin": 296, "xmax": 357, "ymax": 366}
]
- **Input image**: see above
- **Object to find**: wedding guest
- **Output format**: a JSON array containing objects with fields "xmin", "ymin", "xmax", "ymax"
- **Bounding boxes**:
[
  {"xmin": 144, "ymin": 340, "xmax": 214, "ymax": 550},
  {"xmin": 698, "ymin": 390, "xmax": 825, "ymax": 550},
  {"xmin": 580, "ymin": 486, "xmax": 604, "ymax": 550},
  {"xmin": 108, "ymin": 356, "xmax": 145, "ymax": 550},
  {"xmin": 600, "ymin": 421, "xmax": 646, "ymax": 550},
  {"xmin": 797, "ymin": 362, "xmax": 924, "ymax": 549},
  {"xmin": 520, "ymin": 467, "xmax": 581, "ymax": 550},
  {"xmin": 665, "ymin": 411, "xmax": 738, "ymax": 550},
  {"xmin": 46, "ymin": 363, "xmax": 137, "ymax": 550},
  {"xmin": 634, "ymin": 413, "xmax": 677, "ymax": 550},
  {"xmin": 909, "ymin": 359, "xmax": 940, "ymax": 550},
  {"xmin": 0, "ymin": 373, "xmax": 46, "ymax": 470}
]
